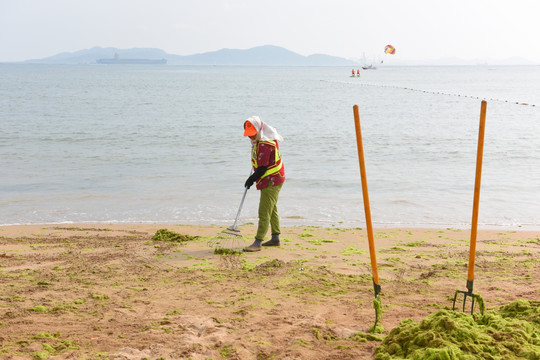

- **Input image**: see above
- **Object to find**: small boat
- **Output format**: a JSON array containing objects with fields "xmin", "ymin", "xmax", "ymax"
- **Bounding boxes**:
[
  {"xmin": 97, "ymin": 53, "xmax": 167, "ymax": 65},
  {"xmin": 361, "ymin": 53, "xmax": 377, "ymax": 70}
]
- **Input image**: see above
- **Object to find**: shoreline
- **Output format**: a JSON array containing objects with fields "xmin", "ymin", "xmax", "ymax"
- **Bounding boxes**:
[{"xmin": 2, "ymin": 220, "xmax": 539, "ymax": 232}]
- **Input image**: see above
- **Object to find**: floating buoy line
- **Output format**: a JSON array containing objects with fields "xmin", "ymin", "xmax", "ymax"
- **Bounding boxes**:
[{"xmin": 323, "ymin": 80, "xmax": 537, "ymax": 107}]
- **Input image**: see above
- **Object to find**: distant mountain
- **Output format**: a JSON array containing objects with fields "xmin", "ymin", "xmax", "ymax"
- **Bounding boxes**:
[
  {"xmin": 171, "ymin": 45, "xmax": 357, "ymax": 66},
  {"xmin": 23, "ymin": 45, "xmax": 359, "ymax": 66}
]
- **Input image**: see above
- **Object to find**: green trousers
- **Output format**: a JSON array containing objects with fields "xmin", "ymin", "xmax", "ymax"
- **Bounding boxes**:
[{"xmin": 255, "ymin": 183, "xmax": 283, "ymax": 240}]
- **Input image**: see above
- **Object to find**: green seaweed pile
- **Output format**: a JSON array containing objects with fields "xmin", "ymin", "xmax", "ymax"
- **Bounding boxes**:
[
  {"xmin": 376, "ymin": 300, "xmax": 539, "ymax": 360},
  {"xmin": 152, "ymin": 228, "xmax": 198, "ymax": 243}
]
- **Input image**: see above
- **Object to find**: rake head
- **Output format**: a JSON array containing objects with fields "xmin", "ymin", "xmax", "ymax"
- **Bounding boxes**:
[
  {"xmin": 223, "ymin": 225, "xmax": 241, "ymax": 236},
  {"xmin": 453, "ymin": 290, "xmax": 477, "ymax": 314},
  {"xmin": 452, "ymin": 287, "xmax": 485, "ymax": 315},
  {"xmin": 207, "ymin": 226, "xmax": 246, "ymax": 253}
]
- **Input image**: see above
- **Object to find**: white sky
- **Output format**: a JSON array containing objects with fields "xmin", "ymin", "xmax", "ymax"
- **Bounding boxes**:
[{"xmin": 1, "ymin": 0, "xmax": 540, "ymax": 63}]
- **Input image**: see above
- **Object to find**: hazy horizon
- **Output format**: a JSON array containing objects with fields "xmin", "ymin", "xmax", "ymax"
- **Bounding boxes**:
[{"xmin": 2, "ymin": 0, "xmax": 540, "ymax": 65}]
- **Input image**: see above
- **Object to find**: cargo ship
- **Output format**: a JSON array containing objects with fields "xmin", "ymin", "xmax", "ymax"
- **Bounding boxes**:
[{"xmin": 97, "ymin": 53, "xmax": 167, "ymax": 65}]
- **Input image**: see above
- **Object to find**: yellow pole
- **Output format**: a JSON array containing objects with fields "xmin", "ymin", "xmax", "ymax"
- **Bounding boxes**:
[
  {"xmin": 467, "ymin": 100, "xmax": 487, "ymax": 291},
  {"xmin": 353, "ymin": 105, "xmax": 380, "ymax": 293}
]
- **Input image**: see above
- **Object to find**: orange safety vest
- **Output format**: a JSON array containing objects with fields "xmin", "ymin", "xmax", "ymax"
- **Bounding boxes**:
[{"xmin": 251, "ymin": 140, "xmax": 283, "ymax": 184}]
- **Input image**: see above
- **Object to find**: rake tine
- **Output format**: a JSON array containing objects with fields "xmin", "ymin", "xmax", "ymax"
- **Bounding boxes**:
[{"xmin": 452, "ymin": 290, "xmax": 467, "ymax": 314}]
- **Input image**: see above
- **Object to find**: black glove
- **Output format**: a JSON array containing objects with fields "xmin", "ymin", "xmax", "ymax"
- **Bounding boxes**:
[
  {"xmin": 245, "ymin": 166, "xmax": 268, "ymax": 189},
  {"xmin": 245, "ymin": 177, "xmax": 255, "ymax": 189}
]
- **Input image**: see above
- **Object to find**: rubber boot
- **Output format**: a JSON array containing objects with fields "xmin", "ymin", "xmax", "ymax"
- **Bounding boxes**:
[
  {"xmin": 243, "ymin": 238, "xmax": 262, "ymax": 252},
  {"xmin": 262, "ymin": 234, "xmax": 280, "ymax": 247}
]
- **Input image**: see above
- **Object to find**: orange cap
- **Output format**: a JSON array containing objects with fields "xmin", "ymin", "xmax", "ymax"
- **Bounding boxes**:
[{"xmin": 243, "ymin": 121, "xmax": 257, "ymax": 136}]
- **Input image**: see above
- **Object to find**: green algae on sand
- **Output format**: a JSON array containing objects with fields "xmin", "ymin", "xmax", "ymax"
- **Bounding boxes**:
[
  {"xmin": 152, "ymin": 228, "xmax": 198, "ymax": 243},
  {"xmin": 375, "ymin": 300, "xmax": 540, "ymax": 360},
  {"xmin": 213, "ymin": 247, "xmax": 242, "ymax": 256}
]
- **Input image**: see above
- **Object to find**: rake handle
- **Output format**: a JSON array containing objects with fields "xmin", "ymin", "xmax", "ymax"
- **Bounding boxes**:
[
  {"xmin": 467, "ymin": 100, "xmax": 487, "ymax": 289},
  {"xmin": 229, "ymin": 185, "xmax": 249, "ymax": 231},
  {"xmin": 353, "ymin": 105, "xmax": 380, "ymax": 293},
  {"xmin": 229, "ymin": 166, "xmax": 254, "ymax": 231}
]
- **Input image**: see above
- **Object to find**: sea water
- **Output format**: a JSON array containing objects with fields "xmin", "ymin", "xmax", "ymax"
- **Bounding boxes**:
[{"xmin": 1, "ymin": 64, "xmax": 539, "ymax": 229}]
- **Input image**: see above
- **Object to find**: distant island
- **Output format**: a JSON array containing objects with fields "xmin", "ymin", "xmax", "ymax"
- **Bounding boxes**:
[{"xmin": 22, "ymin": 45, "xmax": 359, "ymax": 66}]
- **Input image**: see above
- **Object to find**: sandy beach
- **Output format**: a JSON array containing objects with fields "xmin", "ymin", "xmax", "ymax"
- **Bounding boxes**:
[{"xmin": 0, "ymin": 224, "xmax": 538, "ymax": 359}]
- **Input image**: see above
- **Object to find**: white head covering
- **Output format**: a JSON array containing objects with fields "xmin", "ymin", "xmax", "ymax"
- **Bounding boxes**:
[{"xmin": 245, "ymin": 116, "xmax": 283, "ymax": 142}]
